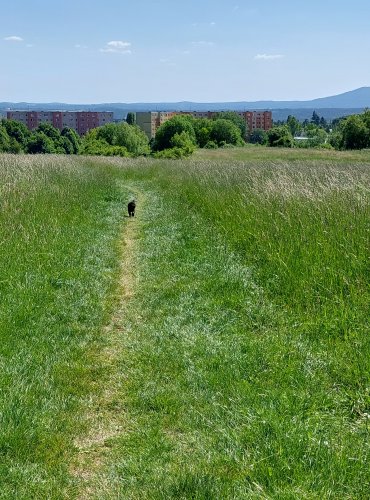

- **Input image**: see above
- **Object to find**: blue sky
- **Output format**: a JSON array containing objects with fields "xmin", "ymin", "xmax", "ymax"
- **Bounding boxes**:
[{"xmin": 1, "ymin": 0, "xmax": 370, "ymax": 103}]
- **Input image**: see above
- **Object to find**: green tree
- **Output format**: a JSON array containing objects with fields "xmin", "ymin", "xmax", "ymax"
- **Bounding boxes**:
[
  {"xmin": 35, "ymin": 122, "xmax": 68, "ymax": 153},
  {"xmin": 126, "ymin": 112, "xmax": 136, "ymax": 125},
  {"xmin": 361, "ymin": 109, "xmax": 370, "ymax": 130},
  {"xmin": 212, "ymin": 112, "xmax": 246, "ymax": 138},
  {"xmin": 286, "ymin": 115, "xmax": 301, "ymax": 136},
  {"xmin": 59, "ymin": 136, "xmax": 74, "ymax": 154},
  {"xmin": 311, "ymin": 111, "xmax": 320, "ymax": 126},
  {"xmin": 115, "ymin": 123, "xmax": 150, "ymax": 156},
  {"xmin": 210, "ymin": 119, "xmax": 244, "ymax": 146},
  {"xmin": 96, "ymin": 123, "xmax": 117, "ymax": 145},
  {"xmin": 1, "ymin": 119, "xmax": 30, "ymax": 150},
  {"xmin": 170, "ymin": 131, "xmax": 196, "ymax": 155},
  {"xmin": 82, "ymin": 122, "xmax": 149, "ymax": 157},
  {"xmin": 248, "ymin": 128, "xmax": 268, "ymax": 145},
  {"xmin": 37, "ymin": 122, "xmax": 61, "ymax": 141},
  {"xmin": 26, "ymin": 132, "xmax": 57, "ymax": 154},
  {"xmin": 153, "ymin": 115, "xmax": 196, "ymax": 151},
  {"xmin": 328, "ymin": 130, "xmax": 343, "ymax": 150},
  {"xmin": 61, "ymin": 127, "xmax": 80, "ymax": 154},
  {"xmin": 305, "ymin": 125, "xmax": 327, "ymax": 146},
  {"xmin": 0, "ymin": 125, "xmax": 11, "ymax": 152},
  {"xmin": 267, "ymin": 126, "xmax": 294, "ymax": 147},
  {"xmin": 340, "ymin": 115, "xmax": 369, "ymax": 149},
  {"xmin": 193, "ymin": 118, "xmax": 213, "ymax": 147},
  {"xmin": 319, "ymin": 116, "xmax": 328, "ymax": 130}
]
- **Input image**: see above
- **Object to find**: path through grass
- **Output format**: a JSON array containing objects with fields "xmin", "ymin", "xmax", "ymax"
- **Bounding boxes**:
[{"xmin": 71, "ymin": 183, "xmax": 144, "ymax": 498}]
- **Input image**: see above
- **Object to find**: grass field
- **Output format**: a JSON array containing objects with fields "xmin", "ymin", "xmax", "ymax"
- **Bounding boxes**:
[{"xmin": 0, "ymin": 148, "xmax": 369, "ymax": 498}]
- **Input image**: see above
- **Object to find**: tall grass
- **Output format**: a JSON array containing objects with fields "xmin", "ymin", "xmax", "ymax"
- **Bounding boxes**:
[
  {"xmin": 164, "ymin": 156, "xmax": 369, "ymax": 432},
  {"xmin": 94, "ymin": 149, "xmax": 369, "ymax": 498},
  {"xmin": 176, "ymin": 159, "xmax": 368, "ymax": 317},
  {"xmin": 0, "ymin": 154, "xmax": 130, "ymax": 497},
  {"xmin": 0, "ymin": 148, "xmax": 369, "ymax": 498}
]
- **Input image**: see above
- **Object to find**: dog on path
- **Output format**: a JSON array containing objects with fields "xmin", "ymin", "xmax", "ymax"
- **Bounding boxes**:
[{"xmin": 128, "ymin": 198, "xmax": 136, "ymax": 217}]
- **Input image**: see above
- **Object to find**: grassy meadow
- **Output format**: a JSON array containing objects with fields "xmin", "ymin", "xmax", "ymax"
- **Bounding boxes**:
[{"xmin": 0, "ymin": 148, "xmax": 369, "ymax": 498}]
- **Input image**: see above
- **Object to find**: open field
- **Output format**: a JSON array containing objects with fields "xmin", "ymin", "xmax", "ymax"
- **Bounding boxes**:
[{"xmin": 0, "ymin": 148, "xmax": 369, "ymax": 498}]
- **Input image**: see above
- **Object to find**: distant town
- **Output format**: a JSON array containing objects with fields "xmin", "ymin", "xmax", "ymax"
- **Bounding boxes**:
[{"xmin": 6, "ymin": 110, "xmax": 273, "ymax": 139}]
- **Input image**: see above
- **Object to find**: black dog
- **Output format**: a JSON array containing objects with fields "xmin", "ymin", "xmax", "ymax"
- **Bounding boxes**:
[{"xmin": 128, "ymin": 199, "xmax": 136, "ymax": 217}]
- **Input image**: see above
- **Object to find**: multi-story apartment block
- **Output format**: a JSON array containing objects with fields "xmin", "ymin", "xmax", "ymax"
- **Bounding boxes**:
[
  {"xmin": 135, "ymin": 110, "xmax": 272, "ymax": 139},
  {"xmin": 6, "ymin": 111, "xmax": 113, "ymax": 135},
  {"xmin": 244, "ymin": 111, "xmax": 272, "ymax": 132},
  {"xmin": 135, "ymin": 112, "xmax": 178, "ymax": 140}
]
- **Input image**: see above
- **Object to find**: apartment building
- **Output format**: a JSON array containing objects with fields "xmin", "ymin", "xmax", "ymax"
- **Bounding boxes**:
[
  {"xmin": 135, "ymin": 111, "xmax": 178, "ymax": 140},
  {"xmin": 135, "ymin": 110, "xmax": 272, "ymax": 139},
  {"xmin": 244, "ymin": 111, "xmax": 272, "ymax": 132},
  {"xmin": 6, "ymin": 111, "xmax": 113, "ymax": 135}
]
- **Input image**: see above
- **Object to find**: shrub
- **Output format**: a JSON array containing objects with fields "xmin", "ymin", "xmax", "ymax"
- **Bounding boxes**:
[
  {"xmin": 26, "ymin": 132, "xmax": 57, "ymax": 154},
  {"xmin": 1, "ymin": 119, "xmax": 30, "ymax": 151},
  {"xmin": 248, "ymin": 128, "xmax": 268, "ymax": 145},
  {"xmin": 153, "ymin": 116, "xmax": 196, "ymax": 151},
  {"xmin": 209, "ymin": 119, "xmax": 244, "ymax": 146},
  {"xmin": 267, "ymin": 126, "xmax": 294, "ymax": 147},
  {"xmin": 204, "ymin": 140, "xmax": 218, "ymax": 149},
  {"xmin": 170, "ymin": 131, "xmax": 196, "ymax": 155},
  {"xmin": 93, "ymin": 122, "xmax": 150, "ymax": 156}
]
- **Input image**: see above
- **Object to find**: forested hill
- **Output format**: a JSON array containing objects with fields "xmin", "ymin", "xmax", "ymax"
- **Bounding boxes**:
[{"xmin": 1, "ymin": 87, "xmax": 369, "ymax": 121}]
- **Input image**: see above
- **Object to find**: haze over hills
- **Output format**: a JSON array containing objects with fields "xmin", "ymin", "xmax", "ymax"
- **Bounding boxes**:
[{"xmin": 1, "ymin": 87, "xmax": 369, "ymax": 122}]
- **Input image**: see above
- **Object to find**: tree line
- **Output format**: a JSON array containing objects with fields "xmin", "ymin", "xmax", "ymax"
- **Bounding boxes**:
[
  {"xmin": 0, "ymin": 114, "xmax": 246, "ymax": 158},
  {"xmin": 251, "ymin": 110, "xmax": 370, "ymax": 150},
  {"xmin": 0, "ymin": 120, "xmax": 80, "ymax": 154},
  {"xmin": 1, "ymin": 109, "xmax": 370, "ymax": 158}
]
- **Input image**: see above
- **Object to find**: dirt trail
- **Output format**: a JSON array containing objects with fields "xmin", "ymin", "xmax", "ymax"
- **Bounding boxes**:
[{"xmin": 70, "ymin": 191, "xmax": 142, "ymax": 499}]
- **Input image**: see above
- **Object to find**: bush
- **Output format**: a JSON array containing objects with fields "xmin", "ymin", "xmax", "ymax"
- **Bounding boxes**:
[
  {"xmin": 170, "ymin": 131, "xmax": 196, "ymax": 155},
  {"xmin": 61, "ymin": 127, "xmax": 80, "ymax": 154},
  {"xmin": 248, "ymin": 128, "xmax": 268, "ymax": 145},
  {"xmin": 204, "ymin": 140, "xmax": 218, "ymax": 149},
  {"xmin": 193, "ymin": 119, "xmax": 213, "ymax": 147},
  {"xmin": 209, "ymin": 119, "xmax": 244, "ymax": 146},
  {"xmin": 79, "ymin": 135, "xmax": 129, "ymax": 157},
  {"xmin": 152, "ymin": 147, "xmax": 186, "ymax": 159},
  {"xmin": 1, "ymin": 119, "xmax": 30, "ymax": 151},
  {"xmin": 211, "ymin": 111, "xmax": 247, "ymax": 138},
  {"xmin": 267, "ymin": 126, "xmax": 294, "ymax": 147},
  {"xmin": 0, "ymin": 126, "xmax": 11, "ymax": 152},
  {"xmin": 26, "ymin": 132, "xmax": 57, "ymax": 154},
  {"xmin": 340, "ymin": 115, "xmax": 369, "ymax": 150},
  {"xmin": 93, "ymin": 122, "xmax": 150, "ymax": 156},
  {"xmin": 153, "ymin": 116, "xmax": 196, "ymax": 151}
]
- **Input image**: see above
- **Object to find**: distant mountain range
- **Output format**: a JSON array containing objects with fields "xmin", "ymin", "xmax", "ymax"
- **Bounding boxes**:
[{"xmin": 1, "ymin": 87, "xmax": 369, "ymax": 122}]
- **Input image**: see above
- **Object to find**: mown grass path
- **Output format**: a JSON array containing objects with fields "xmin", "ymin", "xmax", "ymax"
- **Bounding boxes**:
[{"xmin": 71, "ymin": 184, "xmax": 145, "ymax": 498}]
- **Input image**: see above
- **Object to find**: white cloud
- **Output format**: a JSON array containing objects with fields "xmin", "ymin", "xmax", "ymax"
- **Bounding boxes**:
[
  {"xmin": 191, "ymin": 41, "xmax": 215, "ymax": 47},
  {"xmin": 100, "ymin": 40, "xmax": 132, "ymax": 54},
  {"xmin": 192, "ymin": 22, "xmax": 216, "ymax": 27},
  {"xmin": 254, "ymin": 53, "xmax": 284, "ymax": 61},
  {"xmin": 4, "ymin": 35, "xmax": 24, "ymax": 42},
  {"xmin": 107, "ymin": 40, "xmax": 131, "ymax": 49}
]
